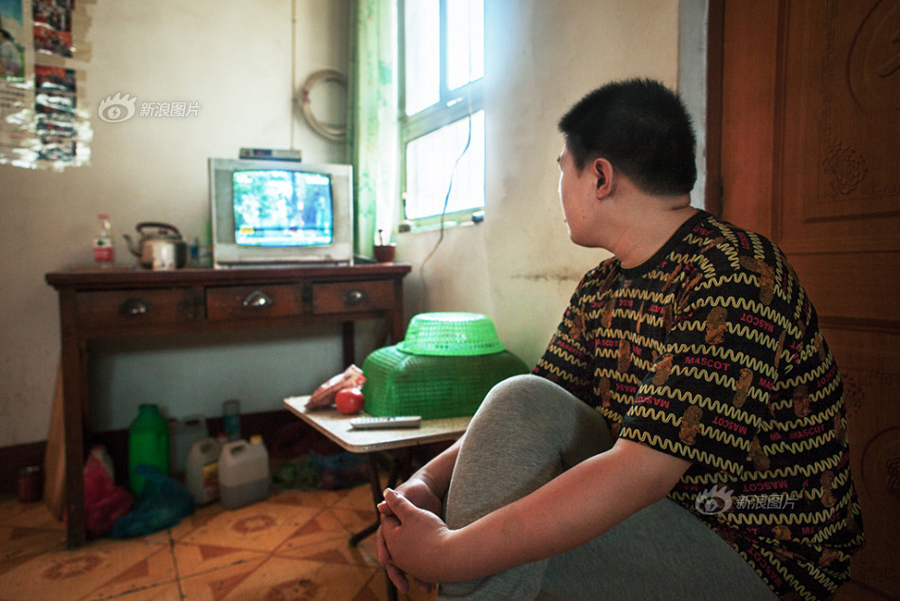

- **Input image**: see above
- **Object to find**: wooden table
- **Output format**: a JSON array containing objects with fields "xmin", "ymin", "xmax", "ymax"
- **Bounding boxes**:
[
  {"xmin": 284, "ymin": 396, "xmax": 470, "ymax": 454},
  {"xmin": 283, "ymin": 398, "xmax": 469, "ymax": 519},
  {"xmin": 284, "ymin": 396, "xmax": 469, "ymax": 601},
  {"xmin": 45, "ymin": 264, "xmax": 410, "ymax": 548}
]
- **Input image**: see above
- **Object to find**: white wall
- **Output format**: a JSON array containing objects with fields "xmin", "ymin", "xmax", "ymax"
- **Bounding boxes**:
[
  {"xmin": 0, "ymin": 0, "xmax": 352, "ymax": 444},
  {"xmin": 0, "ymin": 0, "xmax": 684, "ymax": 447}
]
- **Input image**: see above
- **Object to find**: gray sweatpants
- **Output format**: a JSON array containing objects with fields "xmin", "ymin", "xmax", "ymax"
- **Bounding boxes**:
[{"xmin": 439, "ymin": 375, "xmax": 776, "ymax": 600}]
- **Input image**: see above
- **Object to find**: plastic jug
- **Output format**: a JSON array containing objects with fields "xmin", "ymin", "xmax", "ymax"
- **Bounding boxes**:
[
  {"xmin": 89, "ymin": 444, "xmax": 115, "ymax": 482},
  {"xmin": 169, "ymin": 415, "xmax": 208, "ymax": 475},
  {"xmin": 185, "ymin": 437, "xmax": 221, "ymax": 505},
  {"xmin": 128, "ymin": 404, "xmax": 170, "ymax": 496},
  {"xmin": 218, "ymin": 436, "xmax": 269, "ymax": 510}
]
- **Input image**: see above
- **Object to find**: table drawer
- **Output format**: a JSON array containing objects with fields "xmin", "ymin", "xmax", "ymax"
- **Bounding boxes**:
[
  {"xmin": 312, "ymin": 280, "xmax": 395, "ymax": 314},
  {"xmin": 75, "ymin": 288, "xmax": 203, "ymax": 329},
  {"xmin": 207, "ymin": 284, "xmax": 304, "ymax": 321}
]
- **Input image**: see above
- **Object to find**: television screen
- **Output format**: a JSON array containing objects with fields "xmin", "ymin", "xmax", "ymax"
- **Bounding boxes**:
[
  {"xmin": 209, "ymin": 158, "xmax": 353, "ymax": 267},
  {"xmin": 232, "ymin": 169, "xmax": 333, "ymax": 247}
]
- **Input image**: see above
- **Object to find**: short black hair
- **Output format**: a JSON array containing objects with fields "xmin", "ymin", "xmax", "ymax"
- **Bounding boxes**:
[{"xmin": 558, "ymin": 78, "xmax": 697, "ymax": 196}]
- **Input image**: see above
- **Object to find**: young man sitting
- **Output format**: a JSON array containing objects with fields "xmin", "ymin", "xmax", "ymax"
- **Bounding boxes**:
[{"xmin": 377, "ymin": 78, "xmax": 864, "ymax": 601}]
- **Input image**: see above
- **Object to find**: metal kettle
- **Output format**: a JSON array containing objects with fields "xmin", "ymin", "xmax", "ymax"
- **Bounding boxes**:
[{"xmin": 123, "ymin": 222, "xmax": 188, "ymax": 270}]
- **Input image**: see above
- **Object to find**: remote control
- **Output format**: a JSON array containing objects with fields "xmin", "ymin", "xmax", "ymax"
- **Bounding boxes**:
[{"xmin": 349, "ymin": 415, "xmax": 421, "ymax": 429}]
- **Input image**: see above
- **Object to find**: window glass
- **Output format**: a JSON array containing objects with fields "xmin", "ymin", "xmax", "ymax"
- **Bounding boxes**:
[
  {"xmin": 447, "ymin": 0, "xmax": 484, "ymax": 91},
  {"xmin": 404, "ymin": 111, "xmax": 485, "ymax": 220},
  {"xmin": 404, "ymin": 0, "xmax": 440, "ymax": 116},
  {"xmin": 401, "ymin": 0, "xmax": 484, "ymax": 225}
]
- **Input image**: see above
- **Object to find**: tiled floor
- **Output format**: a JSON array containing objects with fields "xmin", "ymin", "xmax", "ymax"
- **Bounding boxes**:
[{"xmin": 0, "ymin": 484, "xmax": 437, "ymax": 600}]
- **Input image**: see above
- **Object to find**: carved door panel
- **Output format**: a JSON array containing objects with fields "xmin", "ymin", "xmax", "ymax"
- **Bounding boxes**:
[{"xmin": 718, "ymin": 0, "xmax": 900, "ymax": 597}]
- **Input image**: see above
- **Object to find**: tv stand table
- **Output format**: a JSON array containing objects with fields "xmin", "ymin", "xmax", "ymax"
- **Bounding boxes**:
[{"xmin": 45, "ymin": 264, "xmax": 411, "ymax": 549}]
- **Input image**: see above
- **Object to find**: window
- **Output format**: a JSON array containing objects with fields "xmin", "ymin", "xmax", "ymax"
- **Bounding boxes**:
[{"xmin": 400, "ymin": 0, "xmax": 484, "ymax": 227}]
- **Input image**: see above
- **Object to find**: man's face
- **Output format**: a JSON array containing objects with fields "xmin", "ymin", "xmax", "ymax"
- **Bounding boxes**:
[{"xmin": 557, "ymin": 144, "xmax": 598, "ymax": 247}]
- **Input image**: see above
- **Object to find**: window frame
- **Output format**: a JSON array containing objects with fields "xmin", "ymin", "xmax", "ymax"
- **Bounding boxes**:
[{"xmin": 398, "ymin": 0, "xmax": 485, "ymax": 229}]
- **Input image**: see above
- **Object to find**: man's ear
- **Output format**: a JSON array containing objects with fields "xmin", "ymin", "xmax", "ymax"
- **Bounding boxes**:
[{"xmin": 593, "ymin": 158, "xmax": 614, "ymax": 198}]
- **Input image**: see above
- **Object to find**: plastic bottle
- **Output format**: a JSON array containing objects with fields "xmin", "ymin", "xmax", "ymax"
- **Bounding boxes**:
[
  {"xmin": 185, "ymin": 437, "xmax": 221, "ymax": 505},
  {"xmin": 218, "ymin": 435, "xmax": 269, "ymax": 510},
  {"xmin": 93, "ymin": 214, "xmax": 115, "ymax": 268},
  {"xmin": 168, "ymin": 415, "xmax": 208, "ymax": 475},
  {"xmin": 222, "ymin": 399, "xmax": 241, "ymax": 441},
  {"xmin": 128, "ymin": 404, "xmax": 170, "ymax": 496},
  {"xmin": 189, "ymin": 237, "xmax": 200, "ymax": 267}
]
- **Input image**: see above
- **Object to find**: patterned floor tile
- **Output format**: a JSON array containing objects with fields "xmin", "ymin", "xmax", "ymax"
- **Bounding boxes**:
[
  {"xmin": 334, "ymin": 481, "xmax": 382, "ymax": 513},
  {"xmin": 277, "ymin": 533, "xmax": 376, "ymax": 569},
  {"xmin": 0, "ymin": 525, "xmax": 67, "ymax": 577},
  {"xmin": 0, "ymin": 485, "xmax": 439, "ymax": 601},
  {"xmin": 176, "ymin": 555, "xmax": 266, "ymax": 601},
  {"xmin": 179, "ymin": 555, "xmax": 378, "ymax": 601},
  {"xmin": 0, "ymin": 498, "xmax": 66, "ymax": 531},
  {"xmin": 266, "ymin": 489, "xmax": 330, "ymax": 509},
  {"xmin": 171, "ymin": 542, "xmax": 268, "ymax": 580},
  {"xmin": 91, "ymin": 581, "xmax": 182, "ymax": 600},
  {"xmin": 81, "ymin": 545, "xmax": 178, "ymax": 600},
  {"xmin": 177, "ymin": 501, "xmax": 320, "ymax": 554},
  {"xmin": 311, "ymin": 487, "xmax": 352, "ymax": 508},
  {"xmin": 329, "ymin": 504, "xmax": 378, "ymax": 539},
  {"xmin": 167, "ymin": 502, "xmax": 227, "ymax": 543},
  {"xmin": 273, "ymin": 506, "xmax": 354, "ymax": 554},
  {"xmin": 0, "ymin": 535, "xmax": 172, "ymax": 601}
]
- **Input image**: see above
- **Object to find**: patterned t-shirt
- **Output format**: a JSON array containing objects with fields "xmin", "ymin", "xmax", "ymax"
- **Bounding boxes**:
[{"xmin": 534, "ymin": 211, "xmax": 864, "ymax": 600}]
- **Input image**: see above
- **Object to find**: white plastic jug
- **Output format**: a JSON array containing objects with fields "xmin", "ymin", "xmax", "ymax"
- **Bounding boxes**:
[
  {"xmin": 169, "ymin": 415, "xmax": 208, "ymax": 475},
  {"xmin": 185, "ymin": 437, "xmax": 221, "ymax": 505},
  {"xmin": 218, "ymin": 436, "xmax": 269, "ymax": 510}
]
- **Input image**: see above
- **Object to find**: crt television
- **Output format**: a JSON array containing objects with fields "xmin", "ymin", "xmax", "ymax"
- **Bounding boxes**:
[{"xmin": 209, "ymin": 158, "xmax": 354, "ymax": 267}]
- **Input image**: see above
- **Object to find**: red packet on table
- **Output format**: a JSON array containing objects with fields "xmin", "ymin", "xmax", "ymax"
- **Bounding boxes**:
[{"xmin": 305, "ymin": 365, "xmax": 366, "ymax": 410}]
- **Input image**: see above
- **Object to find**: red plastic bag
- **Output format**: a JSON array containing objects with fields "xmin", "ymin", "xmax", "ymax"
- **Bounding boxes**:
[
  {"xmin": 83, "ymin": 454, "xmax": 133, "ymax": 539},
  {"xmin": 305, "ymin": 364, "xmax": 366, "ymax": 410}
]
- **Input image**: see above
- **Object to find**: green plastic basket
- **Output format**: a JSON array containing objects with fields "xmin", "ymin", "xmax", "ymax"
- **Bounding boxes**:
[
  {"xmin": 361, "ymin": 345, "xmax": 529, "ymax": 419},
  {"xmin": 397, "ymin": 312, "xmax": 506, "ymax": 356}
]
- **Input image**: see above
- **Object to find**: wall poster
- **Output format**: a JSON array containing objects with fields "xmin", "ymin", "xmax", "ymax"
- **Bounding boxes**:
[{"xmin": 0, "ymin": 0, "xmax": 91, "ymax": 170}]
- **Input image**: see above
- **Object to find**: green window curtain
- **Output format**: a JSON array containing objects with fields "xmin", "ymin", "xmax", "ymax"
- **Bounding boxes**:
[{"xmin": 350, "ymin": 0, "xmax": 399, "ymax": 259}]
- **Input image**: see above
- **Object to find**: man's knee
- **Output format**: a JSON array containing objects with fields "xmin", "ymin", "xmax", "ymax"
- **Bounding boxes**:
[
  {"xmin": 478, "ymin": 374, "xmax": 598, "ymax": 431},
  {"xmin": 477, "ymin": 374, "xmax": 565, "ymax": 421}
]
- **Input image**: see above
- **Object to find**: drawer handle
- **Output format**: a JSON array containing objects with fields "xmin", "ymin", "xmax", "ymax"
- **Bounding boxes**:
[
  {"xmin": 120, "ymin": 298, "xmax": 151, "ymax": 317},
  {"xmin": 343, "ymin": 289, "xmax": 367, "ymax": 306},
  {"xmin": 243, "ymin": 290, "xmax": 273, "ymax": 308}
]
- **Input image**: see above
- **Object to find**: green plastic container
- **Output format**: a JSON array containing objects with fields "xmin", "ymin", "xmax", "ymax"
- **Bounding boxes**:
[
  {"xmin": 361, "ymin": 346, "xmax": 529, "ymax": 419},
  {"xmin": 362, "ymin": 313, "xmax": 528, "ymax": 419},
  {"xmin": 398, "ymin": 312, "xmax": 506, "ymax": 356},
  {"xmin": 128, "ymin": 404, "xmax": 170, "ymax": 496}
]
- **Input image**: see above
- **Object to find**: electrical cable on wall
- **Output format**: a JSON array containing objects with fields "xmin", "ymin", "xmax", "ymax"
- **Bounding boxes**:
[
  {"xmin": 416, "ymin": 0, "xmax": 480, "ymax": 315},
  {"xmin": 419, "ymin": 0, "xmax": 482, "ymax": 313},
  {"xmin": 297, "ymin": 68, "xmax": 348, "ymax": 142},
  {"xmin": 417, "ymin": 107, "xmax": 474, "ymax": 315}
]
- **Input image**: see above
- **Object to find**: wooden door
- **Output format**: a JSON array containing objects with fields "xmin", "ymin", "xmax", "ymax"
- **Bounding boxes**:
[{"xmin": 715, "ymin": 0, "xmax": 900, "ymax": 598}]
